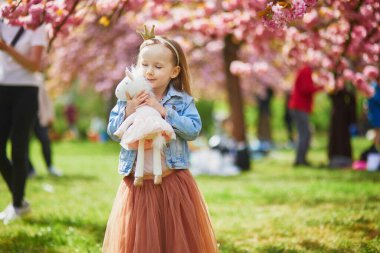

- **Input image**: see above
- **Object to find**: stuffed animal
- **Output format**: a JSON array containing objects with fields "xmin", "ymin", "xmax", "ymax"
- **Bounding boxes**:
[{"xmin": 114, "ymin": 67, "xmax": 175, "ymax": 186}]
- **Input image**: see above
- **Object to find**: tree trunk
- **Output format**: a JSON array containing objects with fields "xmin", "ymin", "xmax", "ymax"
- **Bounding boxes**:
[
  {"xmin": 328, "ymin": 88, "xmax": 356, "ymax": 168},
  {"xmin": 223, "ymin": 35, "xmax": 246, "ymax": 142},
  {"xmin": 223, "ymin": 34, "xmax": 250, "ymax": 170}
]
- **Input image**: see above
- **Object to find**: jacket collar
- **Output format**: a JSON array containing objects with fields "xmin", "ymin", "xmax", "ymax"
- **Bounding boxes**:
[{"xmin": 161, "ymin": 84, "xmax": 183, "ymax": 104}]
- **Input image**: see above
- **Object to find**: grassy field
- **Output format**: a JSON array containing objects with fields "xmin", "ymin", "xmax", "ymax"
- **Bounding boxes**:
[{"xmin": 0, "ymin": 137, "xmax": 379, "ymax": 253}]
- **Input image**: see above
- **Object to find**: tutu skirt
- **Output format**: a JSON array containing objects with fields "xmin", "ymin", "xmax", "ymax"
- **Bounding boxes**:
[{"xmin": 102, "ymin": 169, "xmax": 219, "ymax": 253}]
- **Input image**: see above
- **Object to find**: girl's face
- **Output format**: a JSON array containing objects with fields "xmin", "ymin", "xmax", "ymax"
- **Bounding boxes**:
[{"xmin": 138, "ymin": 44, "xmax": 180, "ymax": 95}]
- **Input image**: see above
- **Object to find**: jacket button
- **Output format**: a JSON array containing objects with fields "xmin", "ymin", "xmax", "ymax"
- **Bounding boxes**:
[{"xmin": 172, "ymin": 105, "xmax": 176, "ymax": 110}]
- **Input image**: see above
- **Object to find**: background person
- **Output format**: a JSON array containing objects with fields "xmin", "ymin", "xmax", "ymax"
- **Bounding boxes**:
[
  {"xmin": 28, "ymin": 80, "xmax": 62, "ymax": 178},
  {"xmin": 0, "ymin": 22, "xmax": 48, "ymax": 224}
]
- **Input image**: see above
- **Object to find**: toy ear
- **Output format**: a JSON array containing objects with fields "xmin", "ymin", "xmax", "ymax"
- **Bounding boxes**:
[
  {"xmin": 125, "ymin": 69, "xmax": 134, "ymax": 81},
  {"xmin": 115, "ymin": 77, "xmax": 128, "ymax": 101}
]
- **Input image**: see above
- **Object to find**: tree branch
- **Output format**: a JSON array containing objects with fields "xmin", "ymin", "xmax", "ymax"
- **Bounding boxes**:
[{"xmin": 47, "ymin": 0, "xmax": 81, "ymax": 52}]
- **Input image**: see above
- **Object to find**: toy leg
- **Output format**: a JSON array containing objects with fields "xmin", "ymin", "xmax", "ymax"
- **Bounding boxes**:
[
  {"xmin": 153, "ymin": 136, "xmax": 164, "ymax": 185},
  {"xmin": 153, "ymin": 145, "xmax": 162, "ymax": 185},
  {"xmin": 134, "ymin": 140, "xmax": 144, "ymax": 186}
]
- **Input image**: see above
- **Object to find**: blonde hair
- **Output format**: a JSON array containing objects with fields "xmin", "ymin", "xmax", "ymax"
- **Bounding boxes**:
[{"xmin": 139, "ymin": 37, "xmax": 192, "ymax": 95}]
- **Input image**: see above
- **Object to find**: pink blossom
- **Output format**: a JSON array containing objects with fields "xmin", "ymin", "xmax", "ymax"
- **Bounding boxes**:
[
  {"xmin": 360, "ymin": 5, "xmax": 373, "ymax": 17},
  {"xmin": 336, "ymin": 78, "xmax": 344, "ymax": 90},
  {"xmin": 352, "ymin": 25, "xmax": 367, "ymax": 39},
  {"xmin": 355, "ymin": 73, "xmax": 365, "ymax": 83},
  {"xmin": 363, "ymin": 66, "xmax": 379, "ymax": 80},
  {"xmin": 252, "ymin": 62, "xmax": 269, "ymax": 74},
  {"xmin": 291, "ymin": 0, "xmax": 307, "ymax": 19},
  {"xmin": 230, "ymin": 61, "xmax": 252, "ymax": 76},
  {"xmin": 343, "ymin": 69, "xmax": 355, "ymax": 81}
]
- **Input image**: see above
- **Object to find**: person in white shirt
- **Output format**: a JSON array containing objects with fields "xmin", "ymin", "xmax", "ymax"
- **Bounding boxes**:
[{"xmin": 0, "ymin": 21, "xmax": 48, "ymax": 224}]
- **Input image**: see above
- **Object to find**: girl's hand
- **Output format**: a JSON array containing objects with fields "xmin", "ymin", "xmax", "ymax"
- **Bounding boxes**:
[
  {"xmin": 125, "ymin": 91, "xmax": 149, "ymax": 117},
  {"xmin": 143, "ymin": 95, "xmax": 166, "ymax": 118}
]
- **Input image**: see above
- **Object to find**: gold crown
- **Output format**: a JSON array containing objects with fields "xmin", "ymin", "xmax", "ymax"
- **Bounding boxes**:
[{"xmin": 137, "ymin": 25, "xmax": 156, "ymax": 40}]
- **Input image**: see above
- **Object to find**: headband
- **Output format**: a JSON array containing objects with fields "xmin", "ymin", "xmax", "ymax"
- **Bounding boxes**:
[{"xmin": 138, "ymin": 25, "xmax": 180, "ymax": 66}]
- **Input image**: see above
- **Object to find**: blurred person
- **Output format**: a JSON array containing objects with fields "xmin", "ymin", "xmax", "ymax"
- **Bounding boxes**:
[
  {"xmin": 289, "ymin": 64, "xmax": 323, "ymax": 167},
  {"xmin": 357, "ymin": 99, "xmax": 371, "ymax": 136},
  {"xmin": 63, "ymin": 102, "xmax": 79, "ymax": 138},
  {"xmin": 353, "ymin": 79, "xmax": 380, "ymax": 171},
  {"xmin": 28, "ymin": 81, "xmax": 62, "ymax": 178},
  {"xmin": 191, "ymin": 115, "xmax": 240, "ymax": 176},
  {"xmin": 0, "ymin": 21, "xmax": 48, "ymax": 224},
  {"xmin": 368, "ymin": 77, "xmax": 380, "ymax": 151},
  {"xmin": 87, "ymin": 116, "xmax": 107, "ymax": 142},
  {"xmin": 256, "ymin": 87, "xmax": 274, "ymax": 150},
  {"xmin": 284, "ymin": 90, "xmax": 295, "ymax": 146}
]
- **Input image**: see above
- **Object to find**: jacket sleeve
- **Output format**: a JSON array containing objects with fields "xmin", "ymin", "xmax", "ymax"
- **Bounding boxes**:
[
  {"xmin": 107, "ymin": 100, "xmax": 127, "ymax": 142},
  {"xmin": 165, "ymin": 97, "xmax": 202, "ymax": 141}
]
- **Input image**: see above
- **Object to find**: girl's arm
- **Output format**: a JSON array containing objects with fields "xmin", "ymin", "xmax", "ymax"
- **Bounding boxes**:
[
  {"xmin": 165, "ymin": 96, "xmax": 202, "ymax": 141},
  {"xmin": 107, "ymin": 100, "xmax": 127, "ymax": 142}
]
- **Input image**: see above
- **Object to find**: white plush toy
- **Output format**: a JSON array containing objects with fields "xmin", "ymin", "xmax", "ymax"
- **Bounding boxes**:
[{"xmin": 114, "ymin": 67, "xmax": 176, "ymax": 186}]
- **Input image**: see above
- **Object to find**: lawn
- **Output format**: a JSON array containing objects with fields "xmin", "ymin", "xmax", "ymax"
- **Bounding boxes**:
[{"xmin": 0, "ymin": 137, "xmax": 379, "ymax": 253}]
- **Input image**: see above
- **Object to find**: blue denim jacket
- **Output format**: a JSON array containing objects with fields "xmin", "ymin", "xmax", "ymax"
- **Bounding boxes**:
[{"xmin": 107, "ymin": 85, "xmax": 202, "ymax": 175}]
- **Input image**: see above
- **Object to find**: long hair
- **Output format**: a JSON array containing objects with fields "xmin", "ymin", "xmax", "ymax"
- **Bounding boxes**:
[{"xmin": 139, "ymin": 37, "xmax": 192, "ymax": 95}]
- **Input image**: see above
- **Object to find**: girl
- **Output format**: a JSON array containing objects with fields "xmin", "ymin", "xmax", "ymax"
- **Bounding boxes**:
[{"xmin": 103, "ymin": 32, "xmax": 219, "ymax": 253}]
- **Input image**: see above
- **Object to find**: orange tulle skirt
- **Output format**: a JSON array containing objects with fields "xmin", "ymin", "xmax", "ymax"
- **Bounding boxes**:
[{"xmin": 102, "ymin": 169, "xmax": 219, "ymax": 253}]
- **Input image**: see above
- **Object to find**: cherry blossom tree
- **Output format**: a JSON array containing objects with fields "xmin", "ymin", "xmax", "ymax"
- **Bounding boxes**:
[
  {"xmin": 46, "ymin": 15, "xmax": 141, "ymax": 98},
  {"xmin": 154, "ymin": 0, "xmax": 317, "ymax": 169},
  {"xmin": 1, "ymin": 0, "xmax": 317, "ymax": 170},
  {"xmin": 281, "ymin": 0, "xmax": 380, "ymax": 166},
  {"xmin": 283, "ymin": 0, "xmax": 379, "ymax": 95},
  {"xmin": 142, "ymin": 1, "xmax": 316, "ymax": 152}
]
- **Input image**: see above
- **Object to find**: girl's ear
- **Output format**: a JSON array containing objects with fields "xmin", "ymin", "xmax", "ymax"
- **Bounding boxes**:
[{"xmin": 171, "ymin": 66, "xmax": 181, "ymax": 79}]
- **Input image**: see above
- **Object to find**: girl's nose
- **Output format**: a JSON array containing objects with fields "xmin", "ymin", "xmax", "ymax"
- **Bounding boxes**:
[{"xmin": 145, "ymin": 67, "xmax": 154, "ymax": 77}]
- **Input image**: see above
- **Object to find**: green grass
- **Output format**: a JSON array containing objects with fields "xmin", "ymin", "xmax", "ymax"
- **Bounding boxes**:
[{"xmin": 0, "ymin": 137, "xmax": 379, "ymax": 253}]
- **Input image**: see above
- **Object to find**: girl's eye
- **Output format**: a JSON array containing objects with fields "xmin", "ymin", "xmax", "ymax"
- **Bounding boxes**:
[
  {"xmin": 141, "ymin": 63, "xmax": 148, "ymax": 67},
  {"xmin": 155, "ymin": 66, "xmax": 162, "ymax": 69}
]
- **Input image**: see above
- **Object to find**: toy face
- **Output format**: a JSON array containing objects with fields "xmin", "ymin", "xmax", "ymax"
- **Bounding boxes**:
[
  {"xmin": 115, "ymin": 76, "xmax": 130, "ymax": 101},
  {"xmin": 114, "ymin": 68, "xmax": 152, "ymax": 101}
]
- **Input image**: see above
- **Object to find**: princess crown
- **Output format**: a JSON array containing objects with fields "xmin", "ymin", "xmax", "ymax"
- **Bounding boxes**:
[
  {"xmin": 137, "ymin": 25, "xmax": 180, "ymax": 66},
  {"xmin": 137, "ymin": 25, "xmax": 156, "ymax": 40}
]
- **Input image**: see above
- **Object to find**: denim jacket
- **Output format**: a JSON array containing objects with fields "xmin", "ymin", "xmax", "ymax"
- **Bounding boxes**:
[{"xmin": 107, "ymin": 84, "xmax": 202, "ymax": 176}]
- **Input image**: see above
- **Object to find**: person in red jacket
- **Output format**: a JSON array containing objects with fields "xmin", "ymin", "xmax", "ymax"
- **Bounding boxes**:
[{"xmin": 289, "ymin": 64, "xmax": 323, "ymax": 166}]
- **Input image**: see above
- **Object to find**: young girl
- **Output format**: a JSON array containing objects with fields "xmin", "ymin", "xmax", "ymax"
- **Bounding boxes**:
[{"xmin": 103, "ymin": 31, "xmax": 219, "ymax": 253}]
